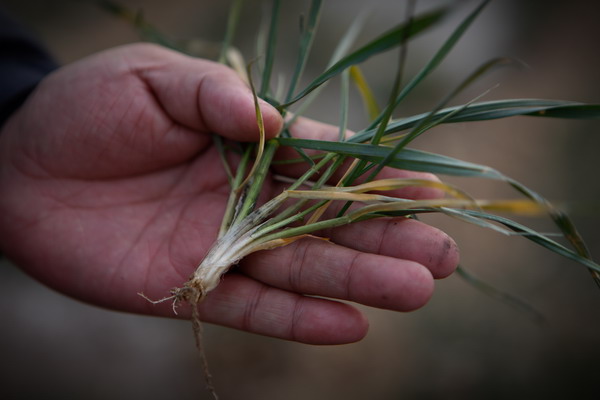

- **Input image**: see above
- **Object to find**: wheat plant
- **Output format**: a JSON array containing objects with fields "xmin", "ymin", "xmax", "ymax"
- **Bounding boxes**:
[{"xmin": 98, "ymin": 0, "xmax": 599, "ymax": 397}]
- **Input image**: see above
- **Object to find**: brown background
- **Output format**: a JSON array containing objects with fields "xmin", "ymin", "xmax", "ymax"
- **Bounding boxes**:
[{"xmin": 1, "ymin": 1, "xmax": 600, "ymax": 399}]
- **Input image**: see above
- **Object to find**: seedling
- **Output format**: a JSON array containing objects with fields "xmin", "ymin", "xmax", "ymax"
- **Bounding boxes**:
[{"xmin": 99, "ymin": 0, "xmax": 600, "ymax": 397}]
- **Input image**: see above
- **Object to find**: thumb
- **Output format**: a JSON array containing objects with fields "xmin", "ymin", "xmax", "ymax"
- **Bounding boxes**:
[{"xmin": 133, "ymin": 44, "xmax": 283, "ymax": 141}]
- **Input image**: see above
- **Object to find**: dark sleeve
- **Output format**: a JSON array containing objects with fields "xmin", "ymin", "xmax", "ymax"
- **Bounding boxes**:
[{"xmin": 0, "ymin": 9, "xmax": 58, "ymax": 128}]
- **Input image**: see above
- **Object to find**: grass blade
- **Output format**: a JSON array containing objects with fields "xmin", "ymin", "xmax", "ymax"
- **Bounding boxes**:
[
  {"xmin": 279, "ymin": 6, "xmax": 447, "ymax": 109},
  {"xmin": 456, "ymin": 265, "xmax": 546, "ymax": 324},
  {"xmin": 259, "ymin": 0, "xmax": 281, "ymax": 97},
  {"xmin": 284, "ymin": 0, "xmax": 323, "ymax": 103},
  {"xmin": 212, "ymin": 134, "xmax": 234, "ymax": 186},
  {"xmin": 218, "ymin": 0, "xmax": 244, "ymax": 64},
  {"xmin": 352, "ymin": 100, "xmax": 600, "ymax": 143},
  {"xmin": 527, "ymin": 104, "xmax": 600, "ymax": 119},
  {"xmin": 369, "ymin": 0, "xmax": 416, "ymax": 148},
  {"xmin": 232, "ymin": 141, "xmax": 280, "ymax": 226},
  {"xmin": 350, "ymin": 66, "xmax": 381, "ymax": 120},
  {"xmin": 236, "ymin": 66, "xmax": 267, "ymax": 192},
  {"xmin": 282, "ymin": 10, "xmax": 368, "ymax": 124},
  {"xmin": 335, "ymin": 1, "xmax": 417, "ymax": 217},
  {"xmin": 368, "ymin": 0, "xmax": 492, "ymax": 129},
  {"xmin": 279, "ymin": 133, "xmax": 598, "ymax": 285},
  {"xmin": 286, "ymin": 178, "xmax": 475, "ymax": 203},
  {"xmin": 339, "ymin": 69, "xmax": 350, "ymax": 141},
  {"xmin": 276, "ymin": 137, "xmax": 505, "ymax": 179},
  {"xmin": 327, "ymin": 178, "xmax": 469, "ymax": 196},
  {"xmin": 96, "ymin": 0, "xmax": 180, "ymax": 50},
  {"xmin": 364, "ymin": 57, "xmax": 513, "ymax": 182},
  {"xmin": 456, "ymin": 210, "xmax": 600, "ymax": 274}
]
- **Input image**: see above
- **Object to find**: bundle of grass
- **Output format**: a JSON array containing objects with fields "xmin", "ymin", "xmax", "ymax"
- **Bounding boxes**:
[{"xmin": 99, "ymin": 0, "xmax": 599, "ymax": 397}]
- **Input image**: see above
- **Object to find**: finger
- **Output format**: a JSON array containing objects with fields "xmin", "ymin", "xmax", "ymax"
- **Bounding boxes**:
[
  {"xmin": 137, "ymin": 273, "xmax": 369, "ymax": 345},
  {"xmin": 262, "ymin": 180, "xmax": 459, "ymax": 279},
  {"xmin": 274, "ymin": 117, "xmax": 443, "ymax": 200},
  {"xmin": 133, "ymin": 44, "xmax": 283, "ymax": 141},
  {"xmin": 241, "ymin": 237, "xmax": 435, "ymax": 312},
  {"xmin": 198, "ymin": 274, "xmax": 369, "ymax": 344},
  {"xmin": 320, "ymin": 218, "xmax": 459, "ymax": 279}
]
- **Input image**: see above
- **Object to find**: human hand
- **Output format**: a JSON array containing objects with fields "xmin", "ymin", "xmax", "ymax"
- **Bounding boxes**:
[{"xmin": 0, "ymin": 43, "xmax": 458, "ymax": 344}]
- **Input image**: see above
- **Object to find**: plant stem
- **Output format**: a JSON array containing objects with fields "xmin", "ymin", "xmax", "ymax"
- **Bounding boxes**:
[
  {"xmin": 257, "ymin": 214, "xmax": 352, "ymax": 243},
  {"xmin": 219, "ymin": 145, "xmax": 253, "ymax": 237},
  {"xmin": 232, "ymin": 140, "xmax": 280, "ymax": 225},
  {"xmin": 218, "ymin": 0, "xmax": 244, "ymax": 64},
  {"xmin": 259, "ymin": 0, "xmax": 281, "ymax": 98},
  {"xmin": 284, "ymin": 0, "xmax": 323, "ymax": 103}
]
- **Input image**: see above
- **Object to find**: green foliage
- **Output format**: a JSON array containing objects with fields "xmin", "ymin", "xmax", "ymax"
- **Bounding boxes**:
[{"xmin": 100, "ymin": 0, "xmax": 600, "ymax": 308}]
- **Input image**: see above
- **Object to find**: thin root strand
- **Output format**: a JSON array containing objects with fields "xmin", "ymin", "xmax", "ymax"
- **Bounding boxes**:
[
  {"xmin": 140, "ymin": 281, "xmax": 217, "ymax": 399},
  {"xmin": 137, "ymin": 291, "xmax": 181, "ymax": 315}
]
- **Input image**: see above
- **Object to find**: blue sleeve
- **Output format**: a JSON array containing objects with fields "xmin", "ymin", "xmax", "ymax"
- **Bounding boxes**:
[{"xmin": 0, "ymin": 9, "xmax": 58, "ymax": 128}]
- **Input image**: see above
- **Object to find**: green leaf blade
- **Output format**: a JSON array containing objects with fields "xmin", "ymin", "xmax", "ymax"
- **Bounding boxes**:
[
  {"xmin": 351, "ymin": 100, "xmax": 600, "ymax": 143},
  {"xmin": 368, "ymin": 0, "xmax": 492, "ymax": 129},
  {"xmin": 277, "ymin": 137, "xmax": 505, "ymax": 179},
  {"xmin": 279, "ymin": 6, "xmax": 447, "ymax": 109}
]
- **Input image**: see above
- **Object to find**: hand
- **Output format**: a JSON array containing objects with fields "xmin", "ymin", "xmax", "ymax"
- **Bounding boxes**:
[{"xmin": 0, "ymin": 43, "xmax": 458, "ymax": 344}]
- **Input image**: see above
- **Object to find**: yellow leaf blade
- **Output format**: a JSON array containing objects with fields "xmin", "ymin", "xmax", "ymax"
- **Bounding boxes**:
[{"xmin": 350, "ymin": 65, "xmax": 380, "ymax": 121}]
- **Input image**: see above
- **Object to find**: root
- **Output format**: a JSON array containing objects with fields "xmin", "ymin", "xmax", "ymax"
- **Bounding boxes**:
[
  {"xmin": 137, "ymin": 292, "xmax": 179, "ymax": 314},
  {"xmin": 189, "ymin": 292, "xmax": 219, "ymax": 400},
  {"xmin": 140, "ymin": 279, "xmax": 219, "ymax": 400}
]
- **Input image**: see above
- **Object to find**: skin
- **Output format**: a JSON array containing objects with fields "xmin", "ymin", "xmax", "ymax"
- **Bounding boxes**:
[{"xmin": 0, "ymin": 43, "xmax": 459, "ymax": 345}]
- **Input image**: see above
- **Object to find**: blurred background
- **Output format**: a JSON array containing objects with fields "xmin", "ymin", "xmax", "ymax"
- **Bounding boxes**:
[{"xmin": 1, "ymin": 0, "xmax": 600, "ymax": 399}]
